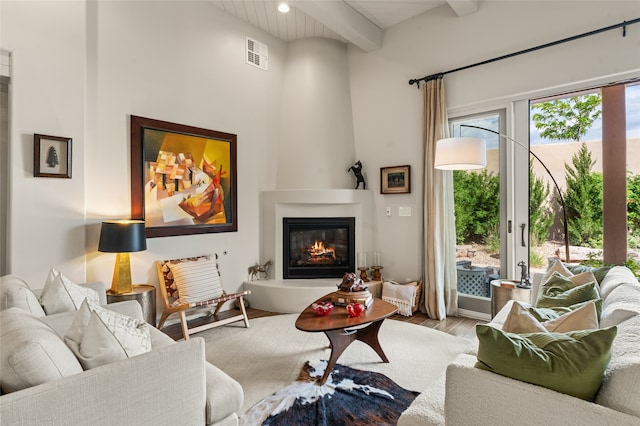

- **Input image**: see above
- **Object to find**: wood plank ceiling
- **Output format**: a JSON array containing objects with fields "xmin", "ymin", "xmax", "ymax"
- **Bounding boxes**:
[{"xmin": 211, "ymin": 0, "xmax": 479, "ymax": 52}]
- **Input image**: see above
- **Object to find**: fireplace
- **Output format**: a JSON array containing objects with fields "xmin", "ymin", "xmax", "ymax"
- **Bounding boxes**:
[{"xmin": 283, "ymin": 217, "xmax": 355, "ymax": 279}]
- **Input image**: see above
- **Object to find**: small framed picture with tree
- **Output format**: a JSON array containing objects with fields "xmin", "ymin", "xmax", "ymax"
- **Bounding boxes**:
[{"xmin": 34, "ymin": 134, "xmax": 72, "ymax": 178}]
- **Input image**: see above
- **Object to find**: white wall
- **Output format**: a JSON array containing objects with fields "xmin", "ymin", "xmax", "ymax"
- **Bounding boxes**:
[
  {"xmin": 348, "ymin": 0, "xmax": 640, "ymax": 281},
  {"xmin": 2, "ymin": 1, "xmax": 287, "ymax": 299},
  {"xmin": 2, "ymin": 1, "xmax": 88, "ymax": 286},
  {"xmin": 2, "ymin": 0, "xmax": 639, "ymax": 303},
  {"xmin": 278, "ymin": 38, "xmax": 355, "ymax": 190}
]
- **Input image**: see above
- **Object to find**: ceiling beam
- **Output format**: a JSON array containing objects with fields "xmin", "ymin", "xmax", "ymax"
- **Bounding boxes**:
[
  {"xmin": 447, "ymin": 0, "xmax": 479, "ymax": 17},
  {"xmin": 292, "ymin": 1, "xmax": 383, "ymax": 52}
]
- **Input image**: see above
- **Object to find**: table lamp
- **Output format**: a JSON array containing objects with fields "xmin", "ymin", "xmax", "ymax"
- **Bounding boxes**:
[{"xmin": 98, "ymin": 220, "xmax": 147, "ymax": 294}]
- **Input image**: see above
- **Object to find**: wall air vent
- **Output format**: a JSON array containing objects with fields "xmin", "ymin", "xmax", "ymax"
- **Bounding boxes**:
[{"xmin": 246, "ymin": 37, "xmax": 268, "ymax": 71}]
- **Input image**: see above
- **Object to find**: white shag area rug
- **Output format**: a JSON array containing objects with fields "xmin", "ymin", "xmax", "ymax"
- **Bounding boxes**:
[{"xmin": 197, "ymin": 314, "xmax": 470, "ymax": 416}]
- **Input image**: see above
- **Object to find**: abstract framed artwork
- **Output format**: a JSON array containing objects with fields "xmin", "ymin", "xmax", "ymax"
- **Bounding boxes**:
[
  {"xmin": 34, "ymin": 134, "xmax": 72, "ymax": 178},
  {"xmin": 130, "ymin": 115, "xmax": 237, "ymax": 238},
  {"xmin": 380, "ymin": 165, "xmax": 411, "ymax": 194}
]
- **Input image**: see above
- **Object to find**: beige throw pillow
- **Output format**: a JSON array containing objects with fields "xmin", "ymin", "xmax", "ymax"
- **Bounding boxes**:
[
  {"xmin": 40, "ymin": 269, "xmax": 100, "ymax": 314},
  {"xmin": 65, "ymin": 299, "xmax": 151, "ymax": 370},
  {"xmin": 0, "ymin": 275, "xmax": 46, "ymax": 317},
  {"xmin": 0, "ymin": 308, "xmax": 82, "ymax": 393},
  {"xmin": 503, "ymin": 301, "xmax": 599, "ymax": 334},
  {"xmin": 168, "ymin": 257, "xmax": 223, "ymax": 304}
]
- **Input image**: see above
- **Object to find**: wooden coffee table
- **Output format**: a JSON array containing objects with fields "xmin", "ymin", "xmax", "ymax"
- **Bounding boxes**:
[{"xmin": 295, "ymin": 292, "xmax": 398, "ymax": 385}]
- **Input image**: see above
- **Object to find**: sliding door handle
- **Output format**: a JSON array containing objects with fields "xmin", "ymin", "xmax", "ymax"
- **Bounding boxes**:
[{"xmin": 520, "ymin": 223, "xmax": 526, "ymax": 247}]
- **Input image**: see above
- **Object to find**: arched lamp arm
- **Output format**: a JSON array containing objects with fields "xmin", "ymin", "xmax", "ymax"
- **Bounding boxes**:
[{"xmin": 460, "ymin": 124, "xmax": 570, "ymax": 263}]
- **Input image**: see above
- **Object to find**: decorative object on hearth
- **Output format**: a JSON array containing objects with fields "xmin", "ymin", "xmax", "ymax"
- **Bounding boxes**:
[
  {"xmin": 98, "ymin": 220, "xmax": 147, "ymax": 294},
  {"xmin": 346, "ymin": 302, "xmax": 365, "ymax": 317},
  {"xmin": 371, "ymin": 251, "xmax": 384, "ymax": 281},
  {"xmin": 357, "ymin": 252, "xmax": 370, "ymax": 282},
  {"xmin": 347, "ymin": 160, "xmax": 366, "ymax": 189},
  {"xmin": 435, "ymin": 124, "xmax": 570, "ymax": 263},
  {"xmin": 311, "ymin": 301, "xmax": 334, "ymax": 316},
  {"xmin": 332, "ymin": 272, "xmax": 373, "ymax": 307},
  {"xmin": 380, "ymin": 165, "xmax": 410, "ymax": 194},
  {"xmin": 247, "ymin": 259, "xmax": 272, "ymax": 281},
  {"xmin": 33, "ymin": 134, "xmax": 72, "ymax": 178}
]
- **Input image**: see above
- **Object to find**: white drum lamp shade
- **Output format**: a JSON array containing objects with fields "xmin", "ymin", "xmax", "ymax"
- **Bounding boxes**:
[{"xmin": 434, "ymin": 137, "xmax": 487, "ymax": 170}]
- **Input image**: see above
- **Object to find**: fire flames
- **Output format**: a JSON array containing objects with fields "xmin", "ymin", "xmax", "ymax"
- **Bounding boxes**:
[{"xmin": 306, "ymin": 240, "xmax": 336, "ymax": 263}]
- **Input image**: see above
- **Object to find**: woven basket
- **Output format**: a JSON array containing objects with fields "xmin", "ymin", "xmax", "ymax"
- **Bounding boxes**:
[{"xmin": 411, "ymin": 281, "xmax": 422, "ymax": 313}]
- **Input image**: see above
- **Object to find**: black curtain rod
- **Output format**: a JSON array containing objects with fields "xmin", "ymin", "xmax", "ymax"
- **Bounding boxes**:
[{"xmin": 409, "ymin": 17, "xmax": 640, "ymax": 88}]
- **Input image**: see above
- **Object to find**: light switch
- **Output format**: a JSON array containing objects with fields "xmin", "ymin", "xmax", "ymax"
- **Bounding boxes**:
[
  {"xmin": 399, "ymin": 206, "xmax": 411, "ymax": 217},
  {"xmin": 385, "ymin": 207, "xmax": 392, "ymax": 217}
]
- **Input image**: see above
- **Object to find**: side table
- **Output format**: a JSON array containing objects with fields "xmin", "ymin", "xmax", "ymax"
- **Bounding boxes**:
[
  {"xmin": 107, "ymin": 284, "xmax": 157, "ymax": 326},
  {"xmin": 490, "ymin": 279, "xmax": 531, "ymax": 318}
]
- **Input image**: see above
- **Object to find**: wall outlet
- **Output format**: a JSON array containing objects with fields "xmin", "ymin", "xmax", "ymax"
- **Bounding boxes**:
[
  {"xmin": 385, "ymin": 207, "xmax": 392, "ymax": 217},
  {"xmin": 399, "ymin": 206, "xmax": 411, "ymax": 217}
]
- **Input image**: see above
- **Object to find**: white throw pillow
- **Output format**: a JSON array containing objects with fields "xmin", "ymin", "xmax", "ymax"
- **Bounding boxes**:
[
  {"xmin": 599, "ymin": 265, "xmax": 638, "ymax": 299},
  {"xmin": 65, "ymin": 299, "xmax": 151, "ymax": 370},
  {"xmin": 596, "ymin": 315, "xmax": 640, "ymax": 417},
  {"xmin": 0, "ymin": 275, "xmax": 46, "ymax": 317},
  {"xmin": 168, "ymin": 257, "xmax": 223, "ymax": 304},
  {"xmin": 600, "ymin": 283, "xmax": 640, "ymax": 328},
  {"xmin": 0, "ymin": 307, "xmax": 83, "ymax": 393},
  {"xmin": 502, "ymin": 301, "xmax": 599, "ymax": 334},
  {"xmin": 40, "ymin": 269, "xmax": 100, "ymax": 314}
]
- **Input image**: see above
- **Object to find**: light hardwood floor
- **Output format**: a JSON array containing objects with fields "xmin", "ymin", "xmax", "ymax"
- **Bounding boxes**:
[{"xmin": 162, "ymin": 307, "xmax": 482, "ymax": 341}]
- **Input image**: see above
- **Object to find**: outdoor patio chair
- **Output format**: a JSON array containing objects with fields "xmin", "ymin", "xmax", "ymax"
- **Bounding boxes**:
[{"xmin": 156, "ymin": 253, "xmax": 250, "ymax": 340}]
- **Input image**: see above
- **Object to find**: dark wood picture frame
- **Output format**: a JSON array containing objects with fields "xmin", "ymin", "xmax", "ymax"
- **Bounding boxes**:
[
  {"xmin": 380, "ymin": 165, "xmax": 411, "ymax": 194},
  {"xmin": 130, "ymin": 115, "xmax": 238, "ymax": 238},
  {"xmin": 34, "ymin": 134, "xmax": 72, "ymax": 178}
]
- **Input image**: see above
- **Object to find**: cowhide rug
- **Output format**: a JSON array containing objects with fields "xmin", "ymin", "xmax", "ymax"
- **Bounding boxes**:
[{"xmin": 240, "ymin": 360, "xmax": 419, "ymax": 426}]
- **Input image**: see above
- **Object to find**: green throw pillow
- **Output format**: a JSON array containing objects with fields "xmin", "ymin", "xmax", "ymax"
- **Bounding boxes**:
[
  {"xmin": 564, "ymin": 264, "xmax": 612, "ymax": 284},
  {"xmin": 475, "ymin": 324, "xmax": 617, "ymax": 400},
  {"xmin": 539, "ymin": 271, "xmax": 592, "ymax": 295},
  {"xmin": 536, "ymin": 272, "xmax": 599, "ymax": 309},
  {"xmin": 529, "ymin": 299, "xmax": 603, "ymax": 322}
]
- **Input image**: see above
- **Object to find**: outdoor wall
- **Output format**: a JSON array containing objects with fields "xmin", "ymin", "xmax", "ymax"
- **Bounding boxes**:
[{"xmin": 348, "ymin": 0, "xmax": 640, "ymax": 281}]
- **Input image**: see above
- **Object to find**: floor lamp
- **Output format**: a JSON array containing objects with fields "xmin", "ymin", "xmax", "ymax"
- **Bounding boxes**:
[{"xmin": 435, "ymin": 124, "xmax": 570, "ymax": 266}]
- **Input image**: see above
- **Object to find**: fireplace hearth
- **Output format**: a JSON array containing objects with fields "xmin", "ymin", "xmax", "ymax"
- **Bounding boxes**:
[{"xmin": 283, "ymin": 217, "xmax": 355, "ymax": 279}]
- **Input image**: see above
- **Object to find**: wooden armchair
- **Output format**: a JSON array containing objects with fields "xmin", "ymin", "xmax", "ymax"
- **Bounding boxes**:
[{"xmin": 156, "ymin": 254, "xmax": 250, "ymax": 340}]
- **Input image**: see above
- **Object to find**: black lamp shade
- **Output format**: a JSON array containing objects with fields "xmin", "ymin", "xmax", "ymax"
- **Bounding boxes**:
[{"xmin": 98, "ymin": 220, "xmax": 147, "ymax": 253}]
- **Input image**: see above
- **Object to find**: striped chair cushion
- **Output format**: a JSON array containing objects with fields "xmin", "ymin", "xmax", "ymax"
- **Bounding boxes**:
[{"xmin": 167, "ymin": 257, "xmax": 223, "ymax": 305}]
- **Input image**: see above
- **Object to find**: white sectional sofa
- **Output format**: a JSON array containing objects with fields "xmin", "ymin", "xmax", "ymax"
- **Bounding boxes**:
[
  {"xmin": 0, "ymin": 274, "xmax": 244, "ymax": 426},
  {"xmin": 399, "ymin": 265, "xmax": 640, "ymax": 426}
]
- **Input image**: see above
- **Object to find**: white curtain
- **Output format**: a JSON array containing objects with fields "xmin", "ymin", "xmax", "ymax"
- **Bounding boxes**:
[{"xmin": 421, "ymin": 77, "xmax": 458, "ymax": 319}]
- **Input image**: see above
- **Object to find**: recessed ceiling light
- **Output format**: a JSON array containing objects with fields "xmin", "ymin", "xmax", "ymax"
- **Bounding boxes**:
[{"xmin": 278, "ymin": 2, "xmax": 290, "ymax": 13}]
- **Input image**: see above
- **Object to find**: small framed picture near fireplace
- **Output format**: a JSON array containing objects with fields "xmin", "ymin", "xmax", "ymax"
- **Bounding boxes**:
[{"xmin": 380, "ymin": 165, "xmax": 410, "ymax": 194}]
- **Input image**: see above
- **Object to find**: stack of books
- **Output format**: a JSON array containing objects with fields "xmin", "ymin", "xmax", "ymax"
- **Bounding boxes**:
[{"xmin": 331, "ymin": 290, "xmax": 373, "ymax": 308}]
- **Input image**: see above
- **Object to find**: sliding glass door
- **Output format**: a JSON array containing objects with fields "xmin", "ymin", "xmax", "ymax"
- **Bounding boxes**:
[
  {"xmin": 448, "ymin": 110, "xmax": 510, "ymax": 315},
  {"xmin": 528, "ymin": 81, "xmax": 640, "ymax": 273}
]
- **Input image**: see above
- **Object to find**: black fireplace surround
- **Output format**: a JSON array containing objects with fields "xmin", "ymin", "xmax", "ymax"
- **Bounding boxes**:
[{"xmin": 283, "ymin": 217, "xmax": 355, "ymax": 279}]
